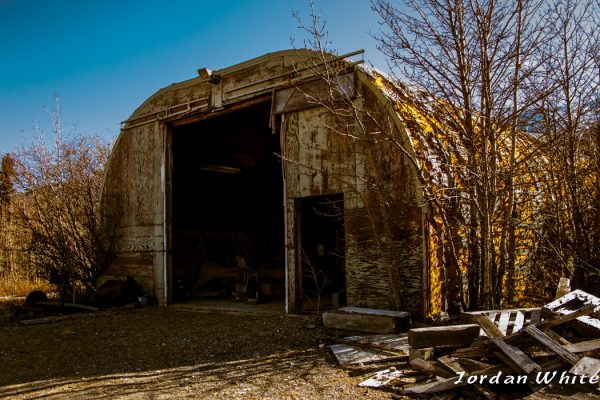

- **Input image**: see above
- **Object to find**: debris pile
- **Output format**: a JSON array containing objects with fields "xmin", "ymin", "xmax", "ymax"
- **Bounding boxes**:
[{"xmin": 324, "ymin": 290, "xmax": 600, "ymax": 399}]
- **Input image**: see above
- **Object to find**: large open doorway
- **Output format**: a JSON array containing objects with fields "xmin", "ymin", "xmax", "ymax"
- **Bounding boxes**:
[{"xmin": 169, "ymin": 101, "xmax": 285, "ymax": 307}]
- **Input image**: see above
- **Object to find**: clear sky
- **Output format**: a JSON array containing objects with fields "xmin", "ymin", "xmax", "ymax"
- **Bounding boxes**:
[{"xmin": 0, "ymin": 0, "xmax": 386, "ymax": 154}]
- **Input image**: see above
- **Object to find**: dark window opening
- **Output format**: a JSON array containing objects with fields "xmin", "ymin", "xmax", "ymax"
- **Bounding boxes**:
[{"xmin": 170, "ymin": 101, "xmax": 285, "ymax": 303}]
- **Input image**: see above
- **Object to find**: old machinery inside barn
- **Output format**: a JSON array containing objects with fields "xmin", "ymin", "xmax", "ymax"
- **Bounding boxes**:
[{"xmin": 170, "ymin": 101, "xmax": 286, "ymax": 302}]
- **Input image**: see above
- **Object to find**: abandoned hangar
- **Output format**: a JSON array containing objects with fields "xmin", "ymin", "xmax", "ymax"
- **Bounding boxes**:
[{"xmin": 100, "ymin": 49, "xmax": 431, "ymax": 316}]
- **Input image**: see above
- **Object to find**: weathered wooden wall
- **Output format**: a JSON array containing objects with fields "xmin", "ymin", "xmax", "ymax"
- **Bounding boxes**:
[
  {"xmin": 101, "ymin": 121, "xmax": 164, "ymax": 299},
  {"xmin": 101, "ymin": 50, "xmax": 427, "ymax": 314},
  {"xmin": 281, "ymin": 75, "xmax": 426, "ymax": 313}
]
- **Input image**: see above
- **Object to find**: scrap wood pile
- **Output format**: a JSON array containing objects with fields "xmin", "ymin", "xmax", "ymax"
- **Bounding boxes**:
[{"xmin": 323, "ymin": 290, "xmax": 600, "ymax": 399}]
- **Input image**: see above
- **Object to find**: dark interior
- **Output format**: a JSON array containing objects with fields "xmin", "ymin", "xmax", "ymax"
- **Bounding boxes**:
[
  {"xmin": 299, "ymin": 194, "xmax": 346, "ymax": 310},
  {"xmin": 170, "ymin": 101, "xmax": 285, "ymax": 302}
]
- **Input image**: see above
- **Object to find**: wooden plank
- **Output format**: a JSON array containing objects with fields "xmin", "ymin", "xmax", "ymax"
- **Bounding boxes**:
[
  {"xmin": 489, "ymin": 304, "xmax": 597, "ymax": 345},
  {"xmin": 524, "ymin": 325, "xmax": 580, "ymax": 365},
  {"xmin": 555, "ymin": 277, "xmax": 571, "ymax": 299},
  {"xmin": 410, "ymin": 359, "xmax": 495, "ymax": 399},
  {"xmin": 565, "ymin": 338, "xmax": 600, "ymax": 353},
  {"xmin": 409, "ymin": 347, "xmax": 434, "ymax": 361},
  {"xmin": 323, "ymin": 309, "xmax": 410, "ymax": 333},
  {"xmin": 532, "ymin": 338, "xmax": 600, "ymax": 357},
  {"xmin": 569, "ymin": 356, "xmax": 600, "ymax": 378},
  {"xmin": 451, "ymin": 339, "xmax": 486, "ymax": 358},
  {"xmin": 402, "ymin": 365, "xmax": 507, "ymax": 395},
  {"xmin": 344, "ymin": 333, "xmax": 411, "ymax": 350},
  {"xmin": 410, "ymin": 358, "xmax": 454, "ymax": 378},
  {"xmin": 328, "ymin": 333, "xmax": 410, "ymax": 365},
  {"xmin": 513, "ymin": 310, "xmax": 526, "ymax": 333},
  {"xmin": 437, "ymin": 356, "xmax": 496, "ymax": 400},
  {"xmin": 544, "ymin": 289, "xmax": 600, "ymax": 311},
  {"xmin": 405, "ymin": 362, "xmax": 510, "ymax": 396},
  {"xmin": 358, "ymin": 368, "xmax": 406, "ymax": 387},
  {"xmin": 322, "ymin": 334, "xmax": 409, "ymax": 354},
  {"xmin": 491, "ymin": 338, "xmax": 541, "ymax": 374},
  {"xmin": 458, "ymin": 358, "xmax": 491, "ymax": 373},
  {"xmin": 402, "ymin": 375, "xmax": 465, "ymax": 394},
  {"xmin": 437, "ymin": 356, "xmax": 463, "ymax": 374},
  {"xmin": 497, "ymin": 311, "xmax": 511, "ymax": 336},
  {"xmin": 542, "ymin": 304, "xmax": 596, "ymax": 328},
  {"xmin": 544, "ymin": 291, "xmax": 600, "ymax": 336},
  {"xmin": 461, "ymin": 308, "xmax": 539, "ymax": 323},
  {"xmin": 338, "ymin": 307, "xmax": 411, "ymax": 318},
  {"xmin": 329, "ymin": 343, "xmax": 405, "ymax": 365},
  {"xmin": 408, "ymin": 324, "xmax": 480, "ymax": 349},
  {"xmin": 543, "ymin": 328, "xmax": 571, "ymax": 345},
  {"xmin": 476, "ymin": 315, "xmax": 505, "ymax": 338},
  {"xmin": 531, "ymin": 309, "xmax": 541, "ymax": 323}
]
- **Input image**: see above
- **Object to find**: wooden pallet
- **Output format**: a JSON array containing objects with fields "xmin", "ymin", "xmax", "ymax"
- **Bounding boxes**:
[{"xmin": 463, "ymin": 307, "xmax": 541, "ymax": 336}]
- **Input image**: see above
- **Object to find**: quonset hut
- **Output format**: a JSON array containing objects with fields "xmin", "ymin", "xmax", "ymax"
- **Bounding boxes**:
[{"xmin": 100, "ymin": 49, "xmax": 431, "ymax": 316}]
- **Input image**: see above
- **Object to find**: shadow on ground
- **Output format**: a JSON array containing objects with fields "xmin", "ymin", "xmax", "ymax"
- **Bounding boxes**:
[
  {"xmin": 0, "ymin": 349, "xmax": 324, "ymax": 399},
  {"xmin": 0, "ymin": 307, "xmax": 380, "ymax": 399}
]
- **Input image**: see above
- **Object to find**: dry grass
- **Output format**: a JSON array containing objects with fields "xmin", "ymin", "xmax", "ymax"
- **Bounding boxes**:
[{"xmin": 0, "ymin": 276, "xmax": 52, "ymax": 297}]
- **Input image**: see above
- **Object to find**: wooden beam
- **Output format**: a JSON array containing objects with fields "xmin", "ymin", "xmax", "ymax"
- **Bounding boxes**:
[
  {"xmin": 437, "ymin": 356, "xmax": 496, "ymax": 400},
  {"xmin": 408, "ymin": 324, "xmax": 480, "ymax": 349},
  {"xmin": 497, "ymin": 312, "xmax": 511, "ymax": 336},
  {"xmin": 409, "ymin": 347, "xmax": 434, "ymax": 361},
  {"xmin": 543, "ymin": 328, "xmax": 571, "ymax": 346},
  {"xmin": 437, "ymin": 356, "xmax": 464, "ymax": 374},
  {"xmin": 524, "ymin": 325, "xmax": 580, "ymax": 365},
  {"xmin": 410, "ymin": 358, "xmax": 455, "ymax": 378},
  {"xmin": 358, "ymin": 368, "xmax": 406, "ymax": 387},
  {"xmin": 569, "ymin": 356, "xmax": 600, "ymax": 378},
  {"xmin": 476, "ymin": 315, "xmax": 505, "ymax": 338},
  {"xmin": 451, "ymin": 339, "xmax": 486, "ymax": 358},
  {"xmin": 513, "ymin": 310, "xmax": 526, "ymax": 333},
  {"xmin": 542, "ymin": 304, "xmax": 596, "ymax": 329},
  {"xmin": 544, "ymin": 289, "xmax": 600, "ymax": 311},
  {"xmin": 488, "ymin": 304, "xmax": 597, "ymax": 345},
  {"xmin": 329, "ymin": 343, "xmax": 406, "ymax": 366},
  {"xmin": 402, "ymin": 364, "xmax": 507, "ymax": 396},
  {"xmin": 321, "ymin": 335, "xmax": 409, "ymax": 354},
  {"xmin": 402, "ymin": 375, "xmax": 466, "ymax": 394},
  {"xmin": 565, "ymin": 338, "xmax": 600, "ymax": 353},
  {"xmin": 323, "ymin": 308, "xmax": 410, "ymax": 333},
  {"xmin": 490, "ymin": 338, "xmax": 542, "ymax": 374}
]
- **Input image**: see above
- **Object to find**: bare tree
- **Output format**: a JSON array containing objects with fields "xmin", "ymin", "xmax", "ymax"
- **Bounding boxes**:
[
  {"xmin": 10, "ymin": 132, "xmax": 120, "ymax": 304},
  {"xmin": 369, "ymin": 0, "xmax": 594, "ymax": 310},
  {"xmin": 531, "ymin": 0, "xmax": 600, "ymax": 292},
  {"xmin": 293, "ymin": 0, "xmax": 598, "ymax": 314}
]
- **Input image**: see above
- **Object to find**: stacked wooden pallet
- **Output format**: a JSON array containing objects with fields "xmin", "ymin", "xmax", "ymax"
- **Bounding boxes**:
[{"xmin": 324, "ymin": 290, "xmax": 600, "ymax": 399}]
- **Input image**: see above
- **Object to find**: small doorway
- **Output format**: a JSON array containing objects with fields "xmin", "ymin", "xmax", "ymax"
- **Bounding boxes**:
[{"xmin": 297, "ymin": 194, "xmax": 346, "ymax": 312}]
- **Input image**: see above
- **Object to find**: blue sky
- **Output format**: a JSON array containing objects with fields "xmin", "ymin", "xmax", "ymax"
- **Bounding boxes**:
[{"xmin": 0, "ymin": 0, "xmax": 386, "ymax": 154}]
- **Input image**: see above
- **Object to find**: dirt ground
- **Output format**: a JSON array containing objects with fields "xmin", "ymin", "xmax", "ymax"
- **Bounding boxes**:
[{"xmin": 0, "ymin": 304, "xmax": 392, "ymax": 399}]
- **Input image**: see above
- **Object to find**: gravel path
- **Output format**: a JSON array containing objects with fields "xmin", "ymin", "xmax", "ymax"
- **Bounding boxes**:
[{"xmin": 0, "ymin": 306, "xmax": 391, "ymax": 399}]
